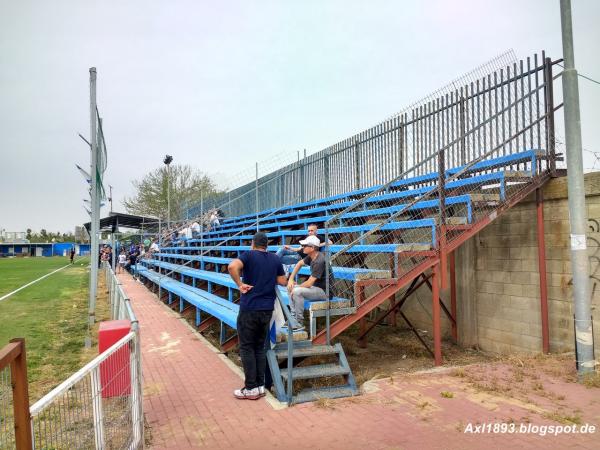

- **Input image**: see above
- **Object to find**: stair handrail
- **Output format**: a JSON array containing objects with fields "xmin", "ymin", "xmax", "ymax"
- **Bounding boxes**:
[{"xmin": 275, "ymin": 288, "xmax": 299, "ymax": 404}]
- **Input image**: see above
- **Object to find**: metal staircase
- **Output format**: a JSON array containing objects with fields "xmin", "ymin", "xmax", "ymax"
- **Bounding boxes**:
[{"xmin": 267, "ymin": 291, "xmax": 358, "ymax": 404}]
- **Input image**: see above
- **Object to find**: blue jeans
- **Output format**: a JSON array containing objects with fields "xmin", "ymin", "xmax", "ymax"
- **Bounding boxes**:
[{"xmin": 276, "ymin": 248, "xmax": 301, "ymax": 265}]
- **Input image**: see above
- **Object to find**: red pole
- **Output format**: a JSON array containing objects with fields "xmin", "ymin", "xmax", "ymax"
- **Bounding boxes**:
[
  {"xmin": 358, "ymin": 285, "xmax": 367, "ymax": 348},
  {"xmin": 449, "ymin": 251, "xmax": 457, "ymax": 342},
  {"xmin": 536, "ymin": 188, "xmax": 550, "ymax": 353},
  {"xmin": 439, "ymin": 225, "xmax": 448, "ymax": 289},
  {"xmin": 432, "ymin": 265, "xmax": 442, "ymax": 366}
]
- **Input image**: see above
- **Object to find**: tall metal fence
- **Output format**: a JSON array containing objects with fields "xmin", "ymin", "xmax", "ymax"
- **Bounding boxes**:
[
  {"xmin": 28, "ymin": 264, "xmax": 143, "ymax": 449},
  {"xmin": 318, "ymin": 52, "xmax": 562, "ymax": 345},
  {"xmin": 189, "ymin": 50, "xmax": 533, "ymax": 219}
]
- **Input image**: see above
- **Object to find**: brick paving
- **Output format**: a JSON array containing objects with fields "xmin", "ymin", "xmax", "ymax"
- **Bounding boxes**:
[{"xmin": 118, "ymin": 273, "xmax": 600, "ymax": 449}]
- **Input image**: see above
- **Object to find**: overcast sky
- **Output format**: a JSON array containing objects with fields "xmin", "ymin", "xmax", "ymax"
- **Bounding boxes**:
[{"xmin": 1, "ymin": 0, "xmax": 599, "ymax": 233}]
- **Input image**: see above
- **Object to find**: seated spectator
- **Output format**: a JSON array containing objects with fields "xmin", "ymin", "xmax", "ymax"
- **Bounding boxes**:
[
  {"xmin": 276, "ymin": 223, "xmax": 332, "ymax": 270},
  {"xmin": 149, "ymin": 238, "xmax": 160, "ymax": 256},
  {"xmin": 286, "ymin": 235, "xmax": 331, "ymax": 330},
  {"xmin": 191, "ymin": 221, "xmax": 201, "ymax": 238},
  {"xmin": 209, "ymin": 210, "xmax": 220, "ymax": 230}
]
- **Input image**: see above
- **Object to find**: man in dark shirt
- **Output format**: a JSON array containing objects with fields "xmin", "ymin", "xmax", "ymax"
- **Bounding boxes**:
[
  {"xmin": 228, "ymin": 232, "xmax": 286, "ymax": 400},
  {"xmin": 286, "ymin": 235, "xmax": 329, "ymax": 329}
]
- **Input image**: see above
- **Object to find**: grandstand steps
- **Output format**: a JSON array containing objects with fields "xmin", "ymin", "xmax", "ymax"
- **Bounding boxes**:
[
  {"xmin": 142, "ymin": 149, "xmax": 555, "ymax": 403},
  {"xmin": 267, "ymin": 341, "xmax": 358, "ymax": 404},
  {"xmin": 293, "ymin": 385, "xmax": 359, "ymax": 403}
]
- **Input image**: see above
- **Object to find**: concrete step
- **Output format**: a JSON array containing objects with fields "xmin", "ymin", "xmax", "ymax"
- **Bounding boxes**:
[{"xmin": 293, "ymin": 385, "xmax": 359, "ymax": 404}]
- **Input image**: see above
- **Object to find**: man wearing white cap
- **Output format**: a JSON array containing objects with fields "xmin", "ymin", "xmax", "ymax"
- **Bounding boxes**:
[{"xmin": 286, "ymin": 235, "xmax": 329, "ymax": 330}]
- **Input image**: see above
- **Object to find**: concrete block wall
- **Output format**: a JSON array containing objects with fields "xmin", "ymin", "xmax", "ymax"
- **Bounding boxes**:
[{"xmin": 397, "ymin": 172, "xmax": 600, "ymax": 356}]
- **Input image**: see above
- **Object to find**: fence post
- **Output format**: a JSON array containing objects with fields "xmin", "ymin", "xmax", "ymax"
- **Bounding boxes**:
[
  {"xmin": 90, "ymin": 368, "xmax": 105, "ymax": 449},
  {"xmin": 459, "ymin": 89, "xmax": 466, "ymax": 165},
  {"xmin": 130, "ymin": 334, "xmax": 142, "ymax": 447},
  {"xmin": 10, "ymin": 338, "xmax": 32, "ymax": 450},
  {"xmin": 324, "ymin": 148, "xmax": 330, "ymax": 198},
  {"xmin": 354, "ymin": 137, "xmax": 360, "ymax": 190},
  {"xmin": 543, "ymin": 57, "xmax": 556, "ymax": 176},
  {"xmin": 299, "ymin": 151, "xmax": 305, "ymax": 203}
]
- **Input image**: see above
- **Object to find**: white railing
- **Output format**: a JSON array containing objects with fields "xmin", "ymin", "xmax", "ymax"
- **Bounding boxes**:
[{"xmin": 29, "ymin": 264, "xmax": 143, "ymax": 449}]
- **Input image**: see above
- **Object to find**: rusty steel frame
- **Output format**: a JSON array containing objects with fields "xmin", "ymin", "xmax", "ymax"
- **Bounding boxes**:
[
  {"xmin": 314, "ymin": 172, "xmax": 553, "ymax": 364},
  {"xmin": 450, "ymin": 251, "xmax": 458, "ymax": 342}
]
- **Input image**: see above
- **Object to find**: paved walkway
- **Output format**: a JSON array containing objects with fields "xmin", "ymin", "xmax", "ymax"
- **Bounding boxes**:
[{"xmin": 118, "ymin": 273, "xmax": 599, "ymax": 449}]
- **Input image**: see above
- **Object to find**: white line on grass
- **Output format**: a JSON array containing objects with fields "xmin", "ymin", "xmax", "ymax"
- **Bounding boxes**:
[{"xmin": 0, "ymin": 258, "xmax": 86, "ymax": 303}]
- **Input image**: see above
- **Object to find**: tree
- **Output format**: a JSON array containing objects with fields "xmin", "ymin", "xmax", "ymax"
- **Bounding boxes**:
[
  {"xmin": 123, "ymin": 164, "xmax": 223, "ymax": 220},
  {"xmin": 26, "ymin": 228, "xmax": 32, "ymax": 241}
]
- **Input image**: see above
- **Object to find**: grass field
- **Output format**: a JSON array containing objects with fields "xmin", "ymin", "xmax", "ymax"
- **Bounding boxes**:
[{"xmin": 0, "ymin": 256, "xmax": 110, "ymax": 401}]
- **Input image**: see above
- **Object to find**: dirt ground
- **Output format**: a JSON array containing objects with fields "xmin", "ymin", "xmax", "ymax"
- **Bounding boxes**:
[{"xmin": 175, "ymin": 296, "xmax": 600, "ymax": 410}]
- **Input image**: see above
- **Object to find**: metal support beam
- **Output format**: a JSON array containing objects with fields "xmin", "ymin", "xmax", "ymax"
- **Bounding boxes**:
[
  {"xmin": 432, "ymin": 264, "xmax": 442, "ymax": 366},
  {"xmin": 88, "ymin": 67, "xmax": 99, "ymax": 327},
  {"xmin": 536, "ymin": 188, "xmax": 550, "ymax": 353},
  {"xmin": 449, "ymin": 251, "xmax": 458, "ymax": 342}
]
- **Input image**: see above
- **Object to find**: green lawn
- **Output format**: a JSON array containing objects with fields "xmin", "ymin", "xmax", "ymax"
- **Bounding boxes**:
[
  {"xmin": 0, "ymin": 256, "xmax": 100, "ymax": 401},
  {"xmin": 0, "ymin": 256, "xmax": 74, "ymax": 298}
]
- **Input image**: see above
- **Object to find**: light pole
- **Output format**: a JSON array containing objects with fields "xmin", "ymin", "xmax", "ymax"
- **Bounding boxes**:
[
  {"xmin": 108, "ymin": 185, "xmax": 113, "ymax": 213},
  {"xmin": 164, "ymin": 155, "xmax": 173, "ymax": 228},
  {"xmin": 559, "ymin": 0, "xmax": 595, "ymax": 376}
]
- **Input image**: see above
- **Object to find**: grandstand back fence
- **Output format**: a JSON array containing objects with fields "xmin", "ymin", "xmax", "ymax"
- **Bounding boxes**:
[
  {"xmin": 190, "ymin": 52, "xmax": 558, "ymax": 221},
  {"xmin": 27, "ymin": 264, "xmax": 143, "ymax": 449}
]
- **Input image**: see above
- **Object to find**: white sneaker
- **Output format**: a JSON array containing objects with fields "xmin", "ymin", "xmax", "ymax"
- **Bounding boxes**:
[
  {"xmin": 233, "ymin": 387, "xmax": 260, "ymax": 400},
  {"xmin": 258, "ymin": 386, "xmax": 267, "ymax": 397}
]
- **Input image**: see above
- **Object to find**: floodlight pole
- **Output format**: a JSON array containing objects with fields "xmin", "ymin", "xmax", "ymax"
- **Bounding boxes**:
[
  {"xmin": 255, "ymin": 162, "xmax": 259, "ymax": 231},
  {"xmin": 560, "ymin": 0, "xmax": 596, "ymax": 376},
  {"xmin": 167, "ymin": 164, "xmax": 171, "ymax": 228},
  {"xmin": 88, "ymin": 67, "xmax": 99, "ymax": 326},
  {"xmin": 164, "ymin": 155, "xmax": 173, "ymax": 229}
]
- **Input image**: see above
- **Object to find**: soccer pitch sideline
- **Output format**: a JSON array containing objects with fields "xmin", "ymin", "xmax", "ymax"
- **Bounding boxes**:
[{"xmin": 0, "ymin": 256, "xmax": 102, "ymax": 401}]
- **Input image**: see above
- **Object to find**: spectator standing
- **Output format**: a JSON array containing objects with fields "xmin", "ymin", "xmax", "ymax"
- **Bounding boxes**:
[
  {"xmin": 118, "ymin": 250, "xmax": 127, "ymax": 274},
  {"xmin": 286, "ymin": 235, "xmax": 330, "ymax": 330},
  {"xmin": 228, "ymin": 232, "xmax": 286, "ymax": 400}
]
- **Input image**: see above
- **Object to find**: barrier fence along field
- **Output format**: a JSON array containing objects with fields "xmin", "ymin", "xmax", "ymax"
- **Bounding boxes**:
[
  {"xmin": 0, "ymin": 339, "xmax": 31, "ymax": 450},
  {"xmin": 26, "ymin": 264, "xmax": 143, "ymax": 449}
]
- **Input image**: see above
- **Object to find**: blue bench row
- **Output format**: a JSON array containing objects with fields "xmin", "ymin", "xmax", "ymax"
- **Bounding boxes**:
[
  {"xmin": 221, "ymin": 150, "xmax": 540, "ymax": 226},
  {"xmin": 198, "ymin": 193, "xmax": 491, "ymax": 240},
  {"xmin": 216, "ymin": 170, "xmax": 521, "ymax": 234},
  {"xmin": 152, "ymin": 253, "xmax": 391, "ymax": 281},
  {"xmin": 185, "ymin": 218, "xmax": 448, "ymax": 247}
]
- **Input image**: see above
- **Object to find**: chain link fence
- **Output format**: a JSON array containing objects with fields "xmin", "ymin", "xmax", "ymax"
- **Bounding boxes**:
[
  {"xmin": 0, "ymin": 365, "xmax": 15, "ymax": 449},
  {"xmin": 28, "ymin": 264, "xmax": 142, "ymax": 450}
]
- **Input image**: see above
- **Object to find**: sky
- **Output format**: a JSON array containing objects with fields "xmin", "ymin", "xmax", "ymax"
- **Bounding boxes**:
[{"xmin": 1, "ymin": 0, "xmax": 599, "ymax": 233}]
